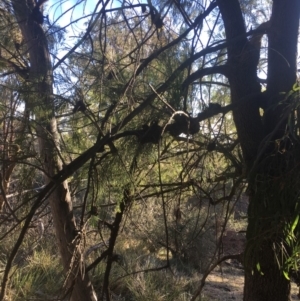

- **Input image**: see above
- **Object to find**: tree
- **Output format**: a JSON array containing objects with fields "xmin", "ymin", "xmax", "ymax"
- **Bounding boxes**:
[
  {"xmin": 215, "ymin": 1, "xmax": 299, "ymax": 300},
  {"xmin": 0, "ymin": 1, "xmax": 97, "ymax": 300},
  {"xmin": 0, "ymin": 0, "xmax": 299, "ymax": 300}
]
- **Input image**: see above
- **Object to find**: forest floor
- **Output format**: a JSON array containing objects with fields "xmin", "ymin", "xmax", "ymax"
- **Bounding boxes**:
[{"xmin": 202, "ymin": 262, "xmax": 300, "ymax": 300}]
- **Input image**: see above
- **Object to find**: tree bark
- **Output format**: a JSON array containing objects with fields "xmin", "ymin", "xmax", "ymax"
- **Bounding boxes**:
[
  {"xmin": 216, "ymin": 0, "xmax": 300, "ymax": 300},
  {"xmin": 216, "ymin": 0, "xmax": 264, "ymax": 165},
  {"xmin": 11, "ymin": 1, "xmax": 97, "ymax": 300},
  {"xmin": 244, "ymin": 1, "xmax": 300, "ymax": 301}
]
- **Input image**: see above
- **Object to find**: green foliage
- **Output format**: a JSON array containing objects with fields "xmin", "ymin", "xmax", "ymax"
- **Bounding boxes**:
[{"xmin": 9, "ymin": 250, "xmax": 63, "ymax": 300}]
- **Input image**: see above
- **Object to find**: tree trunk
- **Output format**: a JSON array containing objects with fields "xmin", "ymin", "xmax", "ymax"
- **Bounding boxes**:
[
  {"xmin": 244, "ymin": 1, "xmax": 299, "ymax": 300},
  {"xmin": 216, "ymin": 0, "xmax": 300, "ymax": 300},
  {"xmin": 11, "ymin": 1, "xmax": 97, "ymax": 300},
  {"xmin": 244, "ymin": 243, "xmax": 291, "ymax": 301}
]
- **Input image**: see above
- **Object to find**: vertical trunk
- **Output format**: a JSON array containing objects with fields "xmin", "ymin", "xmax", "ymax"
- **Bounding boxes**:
[
  {"xmin": 244, "ymin": 143, "xmax": 300, "ymax": 301},
  {"xmin": 217, "ymin": 1, "xmax": 300, "ymax": 301},
  {"xmin": 11, "ymin": 1, "xmax": 97, "ymax": 300},
  {"xmin": 244, "ymin": 243, "xmax": 291, "ymax": 301},
  {"xmin": 244, "ymin": 154, "xmax": 295, "ymax": 301},
  {"xmin": 244, "ymin": 1, "xmax": 300, "ymax": 300},
  {"xmin": 216, "ymin": 0, "xmax": 264, "ymax": 165}
]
